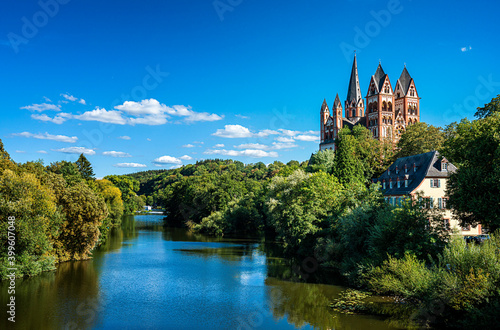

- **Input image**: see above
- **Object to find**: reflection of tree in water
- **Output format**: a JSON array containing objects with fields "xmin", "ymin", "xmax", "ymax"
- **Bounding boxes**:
[
  {"xmin": 175, "ymin": 243, "xmax": 258, "ymax": 262},
  {"xmin": 265, "ymin": 277, "xmax": 341, "ymax": 329},
  {"xmin": 0, "ymin": 260, "xmax": 101, "ymax": 330},
  {"xmin": 265, "ymin": 277, "xmax": 409, "ymax": 330}
]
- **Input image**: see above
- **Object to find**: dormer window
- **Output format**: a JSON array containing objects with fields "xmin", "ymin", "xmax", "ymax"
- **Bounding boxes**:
[
  {"xmin": 441, "ymin": 162, "xmax": 448, "ymax": 172},
  {"xmin": 382, "ymin": 180, "xmax": 386, "ymax": 189},
  {"xmin": 397, "ymin": 179, "xmax": 401, "ymax": 188},
  {"xmin": 389, "ymin": 180, "xmax": 393, "ymax": 189},
  {"xmin": 395, "ymin": 166, "xmax": 399, "ymax": 174},
  {"xmin": 413, "ymin": 163, "xmax": 417, "ymax": 172},
  {"xmin": 405, "ymin": 179, "xmax": 408, "ymax": 187},
  {"xmin": 405, "ymin": 164, "xmax": 408, "ymax": 173},
  {"xmin": 388, "ymin": 169, "xmax": 391, "ymax": 175}
]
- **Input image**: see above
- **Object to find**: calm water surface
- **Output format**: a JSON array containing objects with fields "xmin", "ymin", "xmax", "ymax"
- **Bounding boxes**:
[{"xmin": 1, "ymin": 214, "xmax": 405, "ymax": 329}]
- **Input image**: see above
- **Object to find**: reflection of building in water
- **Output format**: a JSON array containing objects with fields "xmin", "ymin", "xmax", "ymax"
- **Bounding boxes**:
[{"xmin": 320, "ymin": 54, "xmax": 420, "ymax": 151}]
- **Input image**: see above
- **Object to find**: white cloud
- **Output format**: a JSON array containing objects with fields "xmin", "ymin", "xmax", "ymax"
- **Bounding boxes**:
[
  {"xmin": 235, "ymin": 114, "xmax": 249, "ymax": 119},
  {"xmin": 147, "ymin": 138, "xmax": 152, "ymax": 141},
  {"xmin": 204, "ymin": 149, "xmax": 278, "ymax": 158},
  {"xmin": 271, "ymin": 142, "xmax": 298, "ymax": 149},
  {"xmin": 276, "ymin": 136, "xmax": 295, "ymax": 143},
  {"xmin": 37, "ymin": 150, "xmax": 48, "ymax": 154},
  {"xmin": 53, "ymin": 147, "xmax": 95, "ymax": 155},
  {"xmin": 179, "ymin": 155, "xmax": 193, "ymax": 160},
  {"xmin": 78, "ymin": 99, "xmax": 86, "ymax": 105},
  {"xmin": 184, "ymin": 111, "xmax": 224, "ymax": 122},
  {"xmin": 13, "ymin": 131, "xmax": 78, "ymax": 143},
  {"xmin": 75, "ymin": 108, "xmax": 127, "ymax": 125},
  {"xmin": 153, "ymin": 155, "xmax": 182, "ymax": 165},
  {"xmin": 31, "ymin": 113, "xmax": 68, "ymax": 124},
  {"xmin": 212, "ymin": 125, "xmax": 279, "ymax": 139},
  {"xmin": 114, "ymin": 99, "xmax": 223, "ymax": 123},
  {"xmin": 295, "ymin": 135, "xmax": 319, "ymax": 142},
  {"xmin": 118, "ymin": 136, "xmax": 131, "ymax": 140},
  {"xmin": 61, "ymin": 93, "xmax": 78, "ymax": 102},
  {"xmin": 170, "ymin": 165, "xmax": 183, "ymax": 169},
  {"xmin": 128, "ymin": 114, "xmax": 167, "ymax": 126},
  {"xmin": 43, "ymin": 96, "xmax": 52, "ymax": 102},
  {"xmin": 234, "ymin": 142, "xmax": 298, "ymax": 151},
  {"xmin": 21, "ymin": 103, "xmax": 61, "ymax": 112},
  {"xmin": 183, "ymin": 144, "xmax": 195, "ymax": 148},
  {"xmin": 214, "ymin": 144, "xmax": 225, "ymax": 148},
  {"xmin": 113, "ymin": 163, "xmax": 147, "ymax": 168},
  {"xmin": 234, "ymin": 143, "xmax": 269, "ymax": 150},
  {"xmin": 102, "ymin": 151, "xmax": 132, "ymax": 158},
  {"xmin": 461, "ymin": 46, "xmax": 472, "ymax": 52},
  {"xmin": 213, "ymin": 125, "xmax": 253, "ymax": 138},
  {"xmin": 15, "ymin": 150, "xmax": 26, "ymax": 153}
]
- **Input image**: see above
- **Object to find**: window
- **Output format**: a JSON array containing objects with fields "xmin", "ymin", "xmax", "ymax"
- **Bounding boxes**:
[
  {"xmin": 396, "ymin": 166, "xmax": 399, "ymax": 174},
  {"xmin": 438, "ymin": 198, "xmax": 442, "ymax": 209},
  {"xmin": 429, "ymin": 198, "xmax": 434, "ymax": 209},
  {"xmin": 405, "ymin": 165, "xmax": 408, "ymax": 173},
  {"xmin": 391, "ymin": 197, "xmax": 396, "ymax": 206},
  {"xmin": 389, "ymin": 181, "xmax": 393, "ymax": 189},
  {"xmin": 442, "ymin": 162, "xmax": 448, "ymax": 172},
  {"xmin": 430, "ymin": 179, "xmax": 441, "ymax": 188},
  {"xmin": 444, "ymin": 219, "xmax": 450, "ymax": 231},
  {"xmin": 405, "ymin": 179, "xmax": 408, "ymax": 187},
  {"xmin": 442, "ymin": 198, "xmax": 447, "ymax": 209},
  {"xmin": 397, "ymin": 180, "xmax": 401, "ymax": 188},
  {"xmin": 383, "ymin": 182, "xmax": 386, "ymax": 189}
]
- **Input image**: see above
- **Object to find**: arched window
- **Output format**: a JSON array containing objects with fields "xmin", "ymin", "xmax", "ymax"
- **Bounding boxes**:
[
  {"xmin": 388, "ymin": 102, "xmax": 393, "ymax": 112},
  {"xmin": 382, "ymin": 101, "xmax": 387, "ymax": 111}
]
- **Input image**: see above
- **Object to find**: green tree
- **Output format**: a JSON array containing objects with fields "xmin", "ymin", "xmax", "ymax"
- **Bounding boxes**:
[
  {"xmin": 441, "ymin": 113, "xmax": 500, "ymax": 231},
  {"xmin": 47, "ymin": 161, "xmax": 83, "ymax": 185},
  {"xmin": 307, "ymin": 149, "xmax": 335, "ymax": 173},
  {"xmin": 332, "ymin": 128, "xmax": 365, "ymax": 185},
  {"xmin": 56, "ymin": 182, "xmax": 108, "ymax": 261},
  {"xmin": 475, "ymin": 94, "xmax": 500, "ymax": 118},
  {"xmin": 76, "ymin": 153, "xmax": 95, "ymax": 180},
  {"xmin": 396, "ymin": 122, "xmax": 445, "ymax": 158},
  {"xmin": 266, "ymin": 169, "xmax": 343, "ymax": 255},
  {"xmin": 0, "ymin": 170, "xmax": 60, "ymax": 278}
]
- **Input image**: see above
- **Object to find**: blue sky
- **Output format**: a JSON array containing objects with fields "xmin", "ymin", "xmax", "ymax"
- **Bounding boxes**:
[{"xmin": 1, "ymin": 0, "xmax": 499, "ymax": 177}]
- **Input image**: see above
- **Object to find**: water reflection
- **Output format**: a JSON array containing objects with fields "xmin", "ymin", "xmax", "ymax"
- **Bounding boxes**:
[
  {"xmin": 0, "ymin": 259, "xmax": 100, "ymax": 330},
  {"xmin": 0, "ymin": 214, "xmax": 405, "ymax": 330}
]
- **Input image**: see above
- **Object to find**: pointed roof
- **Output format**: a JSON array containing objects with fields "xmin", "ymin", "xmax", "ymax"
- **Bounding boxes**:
[
  {"xmin": 346, "ymin": 54, "xmax": 363, "ymax": 103},
  {"xmin": 372, "ymin": 63, "xmax": 388, "ymax": 92},
  {"xmin": 397, "ymin": 66, "xmax": 413, "ymax": 95},
  {"xmin": 321, "ymin": 99, "xmax": 329, "ymax": 112},
  {"xmin": 333, "ymin": 93, "xmax": 342, "ymax": 109}
]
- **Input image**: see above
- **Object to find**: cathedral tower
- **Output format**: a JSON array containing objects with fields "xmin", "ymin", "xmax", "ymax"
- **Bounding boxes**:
[
  {"xmin": 345, "ymin": 54, "xmax": 365, "ymax": 123},
  {"xmin": 365, "ymin": 63, "xmax": 394, "ymax": 140},
  {"xmin": 394, "ymin": 66, "xmax": 420, "ymax": 139}
]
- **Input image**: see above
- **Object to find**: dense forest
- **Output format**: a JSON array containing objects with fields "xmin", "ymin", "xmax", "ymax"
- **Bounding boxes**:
[{"xmin": 1, "ymin": 95, "xmax": 499, "ymax": 327}]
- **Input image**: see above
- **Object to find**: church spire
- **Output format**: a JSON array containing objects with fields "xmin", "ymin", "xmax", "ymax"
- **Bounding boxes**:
[{"xmin": 346, "ymin": 54, "xmax": 362, "ymax": 104}]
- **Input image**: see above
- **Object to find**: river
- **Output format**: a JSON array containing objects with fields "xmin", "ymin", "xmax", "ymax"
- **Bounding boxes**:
[{"xmin": 1, "ymin": 214, "xmax": 406, "ymax": 329}]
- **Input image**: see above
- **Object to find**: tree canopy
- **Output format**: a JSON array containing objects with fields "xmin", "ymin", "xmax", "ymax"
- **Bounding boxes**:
[
  {"xmin": 441, "ymin": 113, "xmax": 500, "ymax": 231},
  {"xmin": 395, "ymin": 122, "xmax": 445, "ymax": 159}
]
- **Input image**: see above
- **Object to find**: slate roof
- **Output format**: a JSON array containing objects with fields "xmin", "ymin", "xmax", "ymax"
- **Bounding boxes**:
[
  {"xmin": 374, "ymin": 151, "xmax": 457, "ymax": 196},
  {"xmin": 396, "ymin": 66, "xmax": 412, "ymax": 96},
  {"xmin": 372, "ymin": 63, "xmax": 387, "ymax": 92},
  {"xmin": 333, "ymin": 94, "xmax": 342, "ymax": 109},
  {"xmin": 321, "ymin": 99, "xmax": 329, "ymax": 112},
  {"xmin": 346, "ymin": 55, "xmax": 363, "ymax": 103}
]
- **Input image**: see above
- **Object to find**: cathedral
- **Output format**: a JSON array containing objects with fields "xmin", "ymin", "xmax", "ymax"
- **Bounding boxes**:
[{"xmin": 319, "ymin": 54, "xmax": 420, "ymax": 151}]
